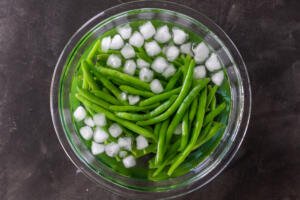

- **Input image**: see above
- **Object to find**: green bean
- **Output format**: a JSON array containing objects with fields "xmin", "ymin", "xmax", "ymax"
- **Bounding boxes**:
[
  {"xmin": 167, "ymin": 86, "xmax": 207, "ymax": 175},
  {"xmin": 132, "ymin": 144, "xmax": 156, "ymax": 158},
  {"xmin": 76, "ymin": 94, "xmax": 155, "ymax": 140},
  {"xmin": 152, "ymin": 140, "xmax": 181, "ymax": 177},
  {"xmin": 154, "ymin": 123, "xmax": 162, "ymax": 141},
  {"xmin": 119, "ymin": 85, "xmax": 154, "ymax": 98},
  {"xmin": 165, "ymin": 79, "xmax": 210, "ymax": 143},
  {"xmin": 109, "ymin": 103, "xmax": 159, "ymax": 112},
  {"xmin": 79, "ymin": 67, "xmax": 88, "ymax": 90},
  {"xmin": 97, "ymin": 54, "xmax": 125, "ymax": 64},
  {"xmin": 85, "ymin": 105, "xmax": 95, "ymax": 116},
  {"xmin": 107, "ymin": 75, "xmax": 132, "ymax": 86},
  {"xmin": 193, "ymin": 78, "xmax": 210, "ymax": 87},
  {"xmin": 100, "ymin": 49, "xmax": 121, "ymax": 54},
  {"xmin": 149, "ymin": 139, "xmax": 180, "ymax": 169},
  {"xmin": 201, "ymin": 122, "xmax": 213, "ymax": 138},
  {"xmin": 206, "ymin": 85, "xmax": 218, "ymax": 110},
  {"xmin": 86, "ymin": 59, "xmax": 94, "ymax": 67},
  {"xmin": 168, "ymin": 125, "xmax": 224, "ymax": 178},
  {"xmin": 152, "ymin": 140, "xmax": 180, "ymax": 177},
  {"xmin": 210, "ymin": 96, "xmax": 216, "ymax": 110},
  {"xmin": 115, "ymin": 96, "xmax": 177, "ymax": 121},
  {"xmin": 81, "ymin": 61, "xmax": 99, "ymax": 91},
  {"xmin": 82, "ymin": 74, "xmax": 88, "ymax": 89},
  {"xmin": 181, "ymin": 57, "xmax": 188, "ymax": 76},
  {"xmin": 96, "ymin": 67, "xmax": 151, "ymax": 91},
  {"xmin": 179, "ymin": 112, "xmax": 189, "ymax": 151},
  {"xmin": 203, "ymin": 102, "xmax": 226, "ymax": 125},
  {"xmin": 182, "ymin": 122, "xmax": 212, "ymax": 150},
  {"xmin": 77, "ymin": 88, "xmax": 111, "ymax": 108},
  {"xmin": 165, "ymin": 70, "xmax": 182, "ymax": 91},
  {"xmin": 87, "ymin": 40, "xmax": 100, "ymax": 62},
  {"xmin": 192, "ymin": 122, "xmax": 223, "ymax": 151},
  {"xmin": 91, "ymin": 90, "xmax": 120, "ymax": 105},
  {"xmin": 152, "ymin": 152, "xmax": 177, "ymax": 177},
  {"xmin": 115, "ymin": 156, "xmax": 121, "ymax": 162},
  {"xmin": 155, "ymin": 119, "xmax": 170, "ymax": 165},
  {"xmin": 188, "ymin": 98, "xmax": 198, "ymax": 124},
  {"xmin": 137, "ymin": 47, "xmax": 152, "ymax": 63},
  {"xmin": 93, "ymin": 73, "xmax": 123, "ymax": 102},
  {"xmin": 167, "ymin": 139, "xmax": 181, "ymax": 156},
  {"xmin": 164, "ymin": 56, "xmax": 186, "ymax": 90},
  {"xmin": 102, "ymin": 87, "xmax": 110, "ymax": 94},
  {"xmin": 136, "ymin": 52, "xmax": 149, "ymax": 62},
  {"xmin": 137, "ymin": 60, "xmax": 197, "ymax": 126},
  {"xmin": 96, "ymin": 54, "xmax": 109, "ymax": 61},
  {"xmin": 139, "ymin": 87, "xmax": 181, "ymax": 106},
  {"xmin": 181, "ymin": 55, "xmax": 191, "ymax": 77},
  {"xmin": 173, "ymin": 59, "xmax": 183, "ymax": 68}
]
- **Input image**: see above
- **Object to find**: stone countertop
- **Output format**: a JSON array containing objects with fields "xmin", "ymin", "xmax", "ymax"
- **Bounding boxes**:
[{"xmin": 0, "ymin": 0, "xmax": 299, "ymax": 199}]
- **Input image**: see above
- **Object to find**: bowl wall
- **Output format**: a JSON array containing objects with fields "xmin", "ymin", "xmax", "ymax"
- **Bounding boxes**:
[{"xmin": 50, "ymin": 1, "xmax": 251, "ymax": 199}]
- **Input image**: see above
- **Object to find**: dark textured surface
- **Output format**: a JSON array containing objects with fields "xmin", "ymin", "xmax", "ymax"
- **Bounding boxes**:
[{"xmin": 0, "ymin": 0, "xmax": 299, "ymax": 199}]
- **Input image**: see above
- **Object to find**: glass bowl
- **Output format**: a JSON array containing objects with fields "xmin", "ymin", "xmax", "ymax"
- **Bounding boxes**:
[{"xmin": 50, "ymin": 1, "xmax": 251, "ymax": 199}]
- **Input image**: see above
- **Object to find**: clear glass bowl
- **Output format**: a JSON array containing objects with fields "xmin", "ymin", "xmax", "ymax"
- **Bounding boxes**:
[{"xmin": 50, "ymin": 1, "xmax": 251, "ymax": 199}]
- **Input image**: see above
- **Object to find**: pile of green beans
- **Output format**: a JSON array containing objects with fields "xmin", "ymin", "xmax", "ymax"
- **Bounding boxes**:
[{"xmin": 72, "ymin": 39, "xmax": 228, "ymax": 179}]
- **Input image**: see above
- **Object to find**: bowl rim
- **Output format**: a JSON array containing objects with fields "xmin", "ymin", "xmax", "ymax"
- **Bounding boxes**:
[{"xmin": 50, "ymin": 1, "xmax": 252, "ymax": 199}]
